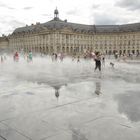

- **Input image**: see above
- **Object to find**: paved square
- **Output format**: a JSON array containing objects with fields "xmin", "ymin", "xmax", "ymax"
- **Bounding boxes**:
[{"xmin": 0, "ymin": 56, "xmax": 140, "ymax": 140}]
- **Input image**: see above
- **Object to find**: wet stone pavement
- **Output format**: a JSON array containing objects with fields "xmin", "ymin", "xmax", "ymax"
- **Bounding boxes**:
[{"xmin": 0, "ymin": 56, "xmax": 140, "ymax": 140}]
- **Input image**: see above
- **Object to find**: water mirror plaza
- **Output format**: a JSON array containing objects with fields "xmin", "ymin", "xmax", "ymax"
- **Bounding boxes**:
[
  {"xmin": 0, "ymin": 54, "xmax": 140, "ymax": 140},
  {"xmin": 0, "ymin": 2, "xmax": 140, "ymax": 139}
]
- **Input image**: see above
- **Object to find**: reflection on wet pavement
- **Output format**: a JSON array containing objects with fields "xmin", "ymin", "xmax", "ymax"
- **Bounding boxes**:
[
  {"xmin": 0, "ymin": 56, "xmax": 140, "ymax": 140},
  {"xmin": 54, "ymin": 85, "xmax": 61, "ymax": 100},
  {"xmin": 55, "ymin": 88, "xmax": 60, "ymax": 99},
  {"xmin": 115, "ymin": 91, "xmax": 140, "ymax": 122},
  {"xmin": 94, "ymin": 82, "xmax": 102, "ymax": 95}
]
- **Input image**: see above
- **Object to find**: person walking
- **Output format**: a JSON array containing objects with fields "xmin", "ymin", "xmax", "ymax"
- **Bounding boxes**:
[
  {"xmin": 28, "ymin": 51, "xmax": 33, "ymax": 62},
  {"xmin": 94, "ymin": 52, "xmax": 101, "ymax": 71},
  {"xmin": 14, "ymin": 52, "xmax": 19, "ymax": 62}
]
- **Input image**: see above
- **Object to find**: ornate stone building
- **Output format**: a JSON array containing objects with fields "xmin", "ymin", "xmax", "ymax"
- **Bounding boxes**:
[
  {"xmin": 2, "ymin": 9, "xmax": 140, "ymax": 55},
  {"xmin": 0, "ymin": 36, "xmax": 9, "ymax": 52}
]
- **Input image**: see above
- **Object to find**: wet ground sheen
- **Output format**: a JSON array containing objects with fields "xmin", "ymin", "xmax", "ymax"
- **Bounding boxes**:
[{"xmin": 0, "ymin": 55, "xmax": 140, "ymax": 140}]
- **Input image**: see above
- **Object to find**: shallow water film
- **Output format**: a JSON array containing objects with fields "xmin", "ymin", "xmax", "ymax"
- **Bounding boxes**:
[{"xmin": 0, "ymin": 55, "xmax": 140, "ymax": 140}]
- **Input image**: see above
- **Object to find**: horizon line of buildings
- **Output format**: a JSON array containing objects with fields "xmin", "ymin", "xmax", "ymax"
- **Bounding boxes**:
[{"xmin": 0, "ymin": 9, "xmax": 140, "ymax": 56}]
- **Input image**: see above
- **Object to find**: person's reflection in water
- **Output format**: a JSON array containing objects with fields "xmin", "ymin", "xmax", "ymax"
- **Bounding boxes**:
[
  {"xmin": 54, "ymin": 84, "xmax": 67, "ymax": 100},
  {"xmin": 94, "ymin": 81, "xmax": 102, "ymax": 95},
  {"xmin": 55, "ymin": 88, "xmax": 59, "ymax": 99}
]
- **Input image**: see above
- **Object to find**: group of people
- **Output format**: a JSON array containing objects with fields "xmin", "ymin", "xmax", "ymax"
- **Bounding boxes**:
[
  {"xmin": 51, "ymin": 51, "xmax": 106, "ymax": 71},
  {"xmin": 2, "ymin": 50, "xmax": 115, "ymax": 72},
  {"xmin": 71, "ymin": 51, "xmax": 106, "ymax": 71},
  {"xmin": 51, "ymin": 53, "xmax": 64, "ymax": 61},
  {"xmin": 13, "ymin": 51, "xmax": 33, "ymax": 62}
]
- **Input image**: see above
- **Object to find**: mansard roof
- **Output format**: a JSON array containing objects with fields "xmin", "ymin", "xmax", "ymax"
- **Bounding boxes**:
[
  {"xmin": 43, "ymin": 19, "xmax": 95, "ymax": 32},
  {"xmin": 13, "ymin": 18, "xmax": 140, "ymax": 35}
]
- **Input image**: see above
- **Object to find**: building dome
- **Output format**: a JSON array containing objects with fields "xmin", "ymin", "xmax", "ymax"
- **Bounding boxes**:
[
  {"xmin": 54, "ymin": 8, "xmax": 59, "ymax": 15},
  {"xmin": 54, "ymin": 8, "xmax": 59, "ymax": 19}
]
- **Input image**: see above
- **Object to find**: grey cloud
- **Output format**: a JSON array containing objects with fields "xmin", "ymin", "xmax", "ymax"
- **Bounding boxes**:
[
  {"xmin": 5, "ymin": 29, "xmax": 14, "ymax": 35},
  {"xmin": 93, "ymin": 13, "xmax": 118, "ymax": 25},
  {"xmin": 0, "ymin": 26, "xmax": 12, "ymax": 35},
  {"xmin": 0, "ymin": 2, "xmax": 15, "ymax": 10},
  {"xmin": 9, "ymin": 20, "xmax": 25, "ymax": 28},
  {"xmin": 7, "ymin": 20, "xmax": 25, "ymax": 34},
  {"xmin": 0, "ymin": 15, "xmax": 26, "ymax": 34},
  {"xmin": 42, "ymin": 14, "xmax": 52, "ymax": 17},
  {"xmin": 115, "ymin": 0, "xmax": 140, "ymax": 11},
  {"xmin": 3, "ymin": 20, "xmax": 25, "ymax": 32},
  {"xmin": 23, "ymin": 7, "xmax": 33, "ymax": 10},
  {"xmin": 0, "ymin": 16, "xmax": 16, "ymax": 24},
  {"xmin": 66, "ymin": 8, "xmax": 79, "ymax": 16},
  {"xmin": 91, "ymin": 4, "xmax": 100, "ymax": 9},
  {"xmin": 92, "ymin": 12, "xmax": 132, "ymax": 25},
  {"xmin": 0, "ymin": 3, "xmax": 6, "ymax": 7}
]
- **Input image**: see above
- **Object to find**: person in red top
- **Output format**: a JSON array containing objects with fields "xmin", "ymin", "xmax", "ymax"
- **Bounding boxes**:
[{"xmin": 14, "ymin": 52, "xmax": 19, "ymax": 62}]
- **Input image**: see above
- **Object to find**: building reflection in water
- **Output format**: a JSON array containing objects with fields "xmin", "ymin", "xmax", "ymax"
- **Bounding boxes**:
[
  {"xmin": 94, "ymin": 81, "xmax": 102, "ymax": 95},
  {"xmin": 53, "ymin": 83, "xmax": 67, "ymax": 100}
]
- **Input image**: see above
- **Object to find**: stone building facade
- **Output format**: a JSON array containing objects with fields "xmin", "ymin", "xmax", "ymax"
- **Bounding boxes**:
[
  {"xmin": 0, "ymin": 36, "xmax": 9, "ymax": 52},
  {"xmin": 2, "ymin": 9, "xmax": 140, "ymax": 55}
]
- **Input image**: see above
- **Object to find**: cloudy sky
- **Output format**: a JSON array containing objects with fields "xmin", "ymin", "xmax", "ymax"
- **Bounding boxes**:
[{"xmin": 0, "ymin": 0, "xmax": 140, "ymax": 35}]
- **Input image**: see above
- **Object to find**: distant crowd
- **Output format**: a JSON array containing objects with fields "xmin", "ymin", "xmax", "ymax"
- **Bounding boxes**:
[{"xmin": 1, "ymin": 50, "xmax": 139, "ymax": 72}]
